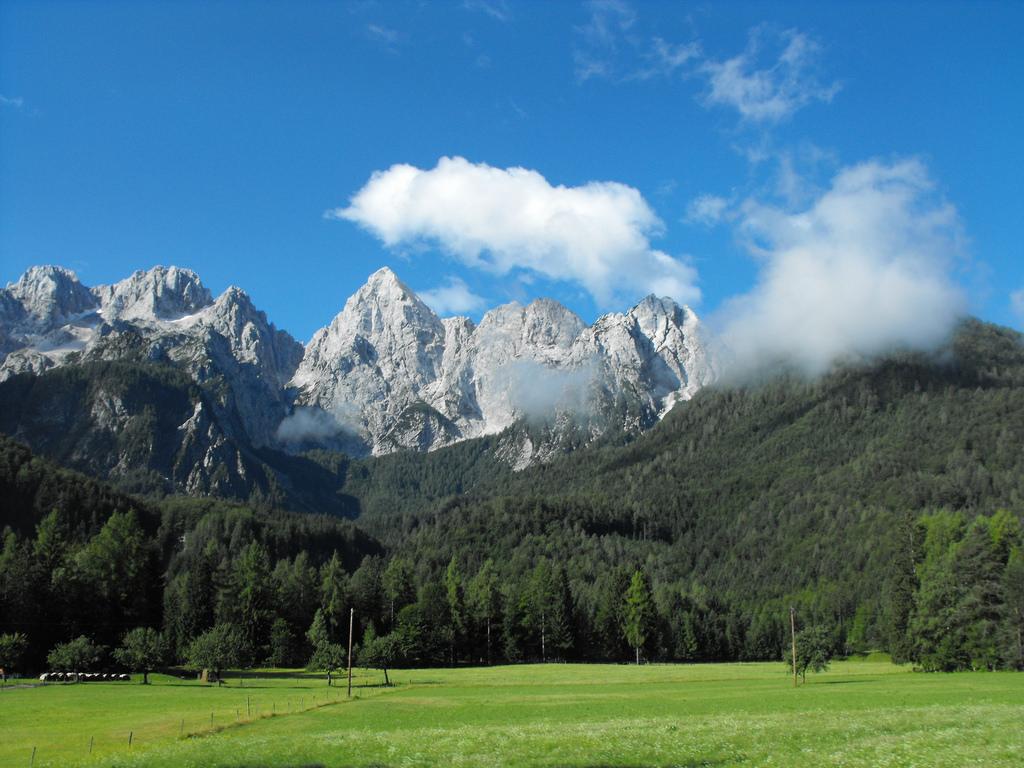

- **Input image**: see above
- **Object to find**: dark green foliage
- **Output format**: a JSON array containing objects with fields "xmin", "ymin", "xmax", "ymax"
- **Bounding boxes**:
[
  {"xmin": 307, "ymin": 607, "xmax": 347, "ymax": 685},
  {"xmin": 185, "ymin": 623, "xmax": 242, "ymax": 683},
  {"xmin": 909, "ymin": 511, "xmax": 1022, "ymax": 670},
  {"xmin": 793, "ymin": 625, "xmax": 835, "ymax": 682},
  {"xmin": 0, "ymin": 632, "xmax": 28, "ymax": 677},
  {"xmin": 47, "ymin": 635, "xmax": 106, "ymax": 673},
  {"xmin": 113, "ymin": 627, "xmax": 165, "ymax": 684},
  {"xmin": 358, "ymin": 624, "xmax": 398, "ymax": 685}
]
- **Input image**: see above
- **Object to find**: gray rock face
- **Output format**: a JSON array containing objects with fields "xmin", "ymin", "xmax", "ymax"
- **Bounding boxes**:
[
  {"xmin": 93, "ymin": 266, "xmax": 212, "ymax": 322},
  {"xmin": 0, "ymin": 265, "xmax": 303, "ymax": 447},
  {"xmin": 291, "ymin": 268, "xmax": 715, "ymax": 455},
  {"xmin": 4, "ymin": 266, "xmax": 98, "ymax": 329}
]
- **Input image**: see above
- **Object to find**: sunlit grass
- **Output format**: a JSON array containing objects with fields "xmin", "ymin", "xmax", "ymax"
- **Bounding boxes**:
[{"xmin": 3, "ymin": 661, "xmax": 1021, "ymax": 767}]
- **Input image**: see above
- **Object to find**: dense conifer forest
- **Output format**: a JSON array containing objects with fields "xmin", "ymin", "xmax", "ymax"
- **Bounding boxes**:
[{"xmin": 1, "ymin": 319, "xmax": 1022, "ymax": 675}]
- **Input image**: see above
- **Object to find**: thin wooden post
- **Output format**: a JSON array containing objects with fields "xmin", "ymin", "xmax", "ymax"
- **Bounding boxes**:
[
  {"xmin": 790, "ymin": 606, "xmax": 798, "ymax": 688},
  {"xmin": 128, "ymin": 731, "xmax": 133, "ymax": 749},
  {"xmin": 247, "ymin": 696, "xmax": 251, "ymax": 718},
  {"xmin": 89, "ymin": 736, "xmax": 94, "ymax": 755},
  {"xmin": 347, "ymin": 607, "xmax": 354, "ymax": 698},
  {"xmin": 30, "ymin": 746, "xmax": 35, "ymax": 767},
  {"xmin": 179, "ymin": 719, "xmax": 184, "ymax": 737},
  {"xmin": 210, "ymin": 712, "xmax": 214, "ymax": 728}
]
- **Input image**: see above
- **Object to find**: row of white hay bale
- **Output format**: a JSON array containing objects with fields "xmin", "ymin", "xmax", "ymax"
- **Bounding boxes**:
[{"xmin": 39, "ymin": 672, "xmax": 131, "ymax": 682}]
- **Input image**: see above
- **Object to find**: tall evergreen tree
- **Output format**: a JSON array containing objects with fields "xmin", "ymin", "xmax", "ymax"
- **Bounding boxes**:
[
  {"xmin": 382, "ymin": 557, "xmax": 416, "ymax": 627},
  {"xmin": 467, "ymin": 559, "xmax": 501, "ymax": 663},
  {"xmin": 444, "ymin": 556, "xmax": 466, "ymax": 661},
  {"xmin": 624, "ymin": 570, "xmax": 655, "ymax": 665},
  {"xmin": 232, "ymin": 540, "xmax": 274, "ymax": 662}
]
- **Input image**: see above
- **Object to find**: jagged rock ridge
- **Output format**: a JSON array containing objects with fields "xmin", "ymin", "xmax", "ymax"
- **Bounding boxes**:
[
  {"xmin": 0, "ymin": 266, "xmax": 303, "ymax": 449},
  {"xmin": 290, "ymin": 268, "xmax": 715, "ymax": 456},
  {"xmin": 1, "ymin": 264, "xmax": 715, "ymax": 467}
]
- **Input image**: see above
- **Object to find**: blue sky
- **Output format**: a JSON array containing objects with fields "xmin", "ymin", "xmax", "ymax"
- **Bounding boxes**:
[{"xmin": 1, "ymin": 0, "xmax": 1022, "ymax": 346}]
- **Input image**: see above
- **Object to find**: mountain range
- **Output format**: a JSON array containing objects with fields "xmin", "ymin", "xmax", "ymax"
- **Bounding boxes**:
[{"xmin": 0, "ymin": 265, "xmax": 714, "ymax": 482}]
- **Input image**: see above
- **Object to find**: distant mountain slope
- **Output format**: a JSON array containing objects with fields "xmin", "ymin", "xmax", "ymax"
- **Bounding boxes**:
[
  {"xmin": 1, "ymin": 265, "xmax": 303, "ymax": 453},
  {"xmin": 0, "ymin": 360, "xmax": 362, "ymax": 514},
  {"xmin": 348, "ymin": 319, "xmax": 1023, "ymax": 651}
]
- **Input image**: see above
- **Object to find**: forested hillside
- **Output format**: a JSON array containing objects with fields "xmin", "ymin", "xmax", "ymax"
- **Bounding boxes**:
[
  {"xmin": 0, "ymin": 436, "xmax": 380, "ymax": 669},
  {"xmin": 1, "ymin": 319, "xmax": 1022, "ymax": 674}
]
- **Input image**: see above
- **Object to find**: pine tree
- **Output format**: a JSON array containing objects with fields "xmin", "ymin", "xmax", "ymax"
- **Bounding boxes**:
[
  {"xmin": 320, "ymin": 552, "xmax": 350, "ymax": 642},
  {"xmin": 444, "ymin": 556, "xmax": 466, "ymax": 661},
  {"xmin": 624, "ymin": 570, "xmax": 654, "ymax": 664},
  {"xmin": 383, "ymin": 557, "xmax": 416, "ymax": 627},
  {"xmin": 233, "ymin": 541, "xmax": 274, "ymax": 663}
]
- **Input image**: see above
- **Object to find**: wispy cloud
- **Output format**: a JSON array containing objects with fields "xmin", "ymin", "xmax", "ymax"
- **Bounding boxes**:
[
  {"xmin": 365, "ymin": 23, "xmax": 404, "ymax": 49},
  {"xmin": 573, "ymin": 0, "xmax": 701, "ymax": 83},
  {"xmin": 573, "ymin": 0, "xmax": 638, "ymax": 82},
  {"xmin": 715, "ymin": 158, "xmax": 966, "ymax": 376},
  {"xmin": 630, "ymin": 37, "xmax": 701, "ymax": 81},
  {"xmin": 701, "ymin": 26, "xmax": 840, "ymax": 123},
  {"xmin": 330, "ymin": 156, "xmax": 700, "ymax": 307},
  {"xmin": 0, "ymin": 94, "xmax": 24, "ymax": 109},
  {"xmin": 463, "ymin": 0, "xmax": 511, "ymax": 23},
  {"xmin": 419, "ymin": 276, "xmax": 487, "ymax": 316}
]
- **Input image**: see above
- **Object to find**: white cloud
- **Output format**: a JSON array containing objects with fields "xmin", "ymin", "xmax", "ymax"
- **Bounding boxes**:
[
  {"xmin": 686, "ymin": 194, "xmax": 729, "ymax": 226},
  {"xmin": 419, "ymin": 276, "xmax": 487, "ymax": 316},
  {"xmin": 331, "ymin": 156, "xmax": 700, "ymax": 307},
  {"xmin": 0, "ymin": 94, "xmax": 24, "ymax": 109},
  {"xmin": 276, "ymin": 407, "xmax": 346, "ymax": 444},
  {"xmin": 499, "ymin": 359, "xmax": 598, "ymax": 421},
  {"xmin": 716, "ymin": 158, "xmax": 967, "ymax": 376},
  {"xmin": 702, "ymin": 27, "xmax": 840, "ymax": 122},
  {"xmin": 1011, "ymin": 289, "xmax": 1024, "ymax": 324}
]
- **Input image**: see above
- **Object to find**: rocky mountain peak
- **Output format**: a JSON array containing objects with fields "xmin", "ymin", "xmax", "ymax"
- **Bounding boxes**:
[
  {"xmin": 5, "ymin": 265, "xmax": 97, "ymax": 327},
  {"xmin": 628, "ymin": 295, "xmax": 699, "ymax": 344},
  {"xmin": 290, "ymin": 268, "xmax": 716, "ymax": 456},
  {"xmin": 337, "ymin": 266, "xmax": 442, "ymax": 336},
  {"xmin": 94, "ymin": 266, "xmax": 213, "ymax": 322}
]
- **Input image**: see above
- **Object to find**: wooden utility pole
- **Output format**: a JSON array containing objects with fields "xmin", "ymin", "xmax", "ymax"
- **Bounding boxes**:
[
  {"xmin": 346, "ymin": 607, "xmax": 354, "ymax": 698},
  {"xmin": 790, "ymin": 606, "xmax": 798, "ymax": 688}
]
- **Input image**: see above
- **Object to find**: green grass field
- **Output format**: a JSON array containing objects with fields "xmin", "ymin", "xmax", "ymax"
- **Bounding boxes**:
[{"xmin": 3, "ymin": 660, "xmax": 1022, "ymax": 767}]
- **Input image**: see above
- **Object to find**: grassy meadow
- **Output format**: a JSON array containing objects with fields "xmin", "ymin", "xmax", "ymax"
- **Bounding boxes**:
[{"xmin": 2, "ymin": 659, "xmax": 1021, "ymax": 767}]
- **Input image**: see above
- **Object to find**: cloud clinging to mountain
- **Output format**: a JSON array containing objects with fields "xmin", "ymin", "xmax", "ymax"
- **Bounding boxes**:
[{"xmin": 716, "ymin": 158, "xmax": 967, "ymax": 376}]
